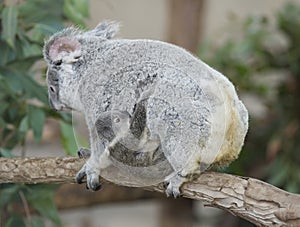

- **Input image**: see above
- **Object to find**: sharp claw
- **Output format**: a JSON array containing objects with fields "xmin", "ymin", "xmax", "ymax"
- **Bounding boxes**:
[
  {"xmin": 75, "ymin": 158, "xmax": 101, "ymax": 191},
  {"xmin": 85, "ymin": 182, "xmax": 101, "ymax": 191},
  {"xmin": 86, "ymin": 176, "xmax": 101, "ymax": 191},
  {"xmin": 164, "ymin": 173, "xmax": 185, "ymax": 198},
  {"xmin": 165, "ymin": 184, "xmax": 181, "ymax": 198},
  {"xmin": 75, "ymin": 166, "xmax": 86, "ymax": 184},
  {"xmin": 94, "ymin": 184, "xmax": 102, "ymax": 191},
  {"xmin": 162, "ymin": 181, "xmax": 169, "ymax": 189}
]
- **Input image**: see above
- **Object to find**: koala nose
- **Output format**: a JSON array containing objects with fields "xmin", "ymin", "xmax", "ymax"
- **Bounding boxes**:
[{"xmin": 47, "ymin": 69, "xmax": 59, "ymax": 82}]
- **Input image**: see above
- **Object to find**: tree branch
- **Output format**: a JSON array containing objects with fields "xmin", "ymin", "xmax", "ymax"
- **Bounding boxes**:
[{"xmin": 0, "ymin": 157, "xmax": 299, "ymax": 226}]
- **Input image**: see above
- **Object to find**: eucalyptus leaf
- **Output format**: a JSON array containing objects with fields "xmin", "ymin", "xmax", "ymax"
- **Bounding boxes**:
[
  {"xmin": 28, "ymin": 217, "xmax": 45, "ymax": 227},
  {"xmin": 19, "ymin": 116, "xmax": 29, "ymax": 132},
  {"xmin": 1, "ymin": 6, "xmax": 18, "ymax": 48},
  {"xmin": 0, "ymin": 148, "xmax": 14, "ymax": 158},
  {"xmin": 3, "ymin": 215, "xmax": 25, "ymax": 227},
  {"xmin": 73, "ymin": 0, "xmax": 89, "ymax": 17},
  {"xmin": 2, "ymin": 69, "xmax": 48, "ymax": 103},
  {"xmin": 63, "ymin": 0, "xmax": 87, "ymax": 27},
  {"xmin": 0, "ymin": 41, "xmax": 16, "ymax": 66},
  {"xmin": 29, "ymin": 23, "xmax": 63, "ymax": 43},
  {"xmin": 18, "ymin": 0, "xmax": 64, "ymax": 24},
  {"xmin": 0, "ymin": 184, "xmax": 20, "ymax": 208},
  {"xmin": 22, "ymin": 42, "xmax": 42, "ymax": 58},
  {"xmin": 28, "ymin": 106, "xmax": 45, "ymax": 142},
  {"xmin": 26, "ymin": 186, "xmax": 61, "ymax": 226},
  {"xmin": 60, "ymin": 120, "xmax": 78, "ymax": 156}
]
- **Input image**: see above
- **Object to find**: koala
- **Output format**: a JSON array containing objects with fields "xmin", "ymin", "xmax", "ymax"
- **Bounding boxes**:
[{"xmin": 43, "ymin": 21, "xmax": 249, "ymax": 197}]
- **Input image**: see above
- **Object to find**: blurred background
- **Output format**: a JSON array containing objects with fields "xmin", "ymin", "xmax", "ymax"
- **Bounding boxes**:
[{"xmin": 1, "ymin": 0, "xmax": 300, "ymax": 226}]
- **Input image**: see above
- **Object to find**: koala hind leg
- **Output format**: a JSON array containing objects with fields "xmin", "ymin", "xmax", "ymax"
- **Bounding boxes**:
[{"xmin": 163, "ymin": 173, "xmax": 188, "ymax": 198}]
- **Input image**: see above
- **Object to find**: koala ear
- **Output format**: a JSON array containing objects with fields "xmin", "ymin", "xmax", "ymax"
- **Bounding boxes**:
[
  {"xmin": 48, "ymin": 37, "xmax": 81, "ymax": 63},
  {"xmin": 86, "ymin": 21, "xmax": 120, "ymax": 39}
]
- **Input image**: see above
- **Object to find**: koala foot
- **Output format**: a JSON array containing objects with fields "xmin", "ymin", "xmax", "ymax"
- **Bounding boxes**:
[
  {"xmin": 77, "ymin": 147, "xmax": 91, "ymax": 159},
  {"xmin": 75, "ymin": 161, "xmax": 101, "ymax": 191},
  {"xmin": 163, "ymin": 173, "xmax": 187, "ymax": 198}
]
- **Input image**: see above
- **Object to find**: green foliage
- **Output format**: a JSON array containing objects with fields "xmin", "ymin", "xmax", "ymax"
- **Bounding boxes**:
[
  {"xmin": 0, "ymin": 184, "xmax": 60, "ymax": 226},
  {"xmin": 200, "ymin": 3, "xmax": 300, "ymax": 193},
  {"xmin": 60, "ymin": 121, "xmax": 78, "ymax": 156},
  {"xmin": 0, "ymin": 0, "xmax": 89, "ymax": 226}
]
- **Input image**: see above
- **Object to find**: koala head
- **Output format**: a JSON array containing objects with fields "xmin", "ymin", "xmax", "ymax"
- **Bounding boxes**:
[
  {"xmin": 43, "ymin": 21, "xmax": 120, "ymax": 111},
  {"xmin": 95, "ymin": 111, "xmax": 131, "ymax": 142}
]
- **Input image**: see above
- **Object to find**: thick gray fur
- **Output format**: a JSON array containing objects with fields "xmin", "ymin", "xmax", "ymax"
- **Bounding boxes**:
[{"xmin": 44, "ymin": 21, "xmax": 249, "ymax": 197}]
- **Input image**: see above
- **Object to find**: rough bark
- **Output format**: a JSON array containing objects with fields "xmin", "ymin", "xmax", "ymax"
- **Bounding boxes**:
[{"xmin": 0, "ymin": 157, "xmax": 300, "ymax": 227}]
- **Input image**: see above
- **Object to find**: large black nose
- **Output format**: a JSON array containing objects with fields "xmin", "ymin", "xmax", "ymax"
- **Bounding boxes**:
[{"xmin": 47, "ymin": 69, "xmax": 59, "ymax": 83}]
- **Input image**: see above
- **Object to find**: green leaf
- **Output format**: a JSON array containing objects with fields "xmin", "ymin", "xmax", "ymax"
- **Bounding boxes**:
[
  {"xmin": 28, "ymin": 217, "xmax": 45, "ymax": 227},
  {"xmin": 28, "ymin": 106, "xmax": 45, "ymax": 142},
  {"xmin": 0, "ymin": 184, "xmax": 20, "ymax": 208},
  {"xmin": 26, "ymin": 186, "xmax": 61, "ymax": 226},
  {"xmin": 73, "ymin": 0, "xmax": 89, "ymax": 17},
  {"xmin": 0, "ymin": 41, "xmax": 16, "ymax": 66},
  {"xmin": 63, "ymin": 0, "xmax": 87, "ymax": 27},
  {"xmin": 2, "ymin": 69, "xmax": 48, "ymax": 104},
  {"xmin": 29, "ymin": 23, "xmax": 63, "ymax": 43},
  {"xmin": 18, "ymin": 0, "xmax": 65, "ymax": 24},
  {"xmin": 3, "ymin": 215, "xmax": 26, "ymax": 227},
  {"xmin": 1, "ymin": 6, "xmax": 18, "ymax": 48},
  {"xmin": 0, "ymin": 148, "xmax": 13, "ymax": 158},
  {"xmin": 60, "ymin": 120, "xmax": 78, "ymax": 155},
  {"xmin": 22, "ymin": 41, "xmax": 42, "ymax": 58},
  {"xmin": 19, "ymin": 116, "xmax": 29, "ymax": 132}
]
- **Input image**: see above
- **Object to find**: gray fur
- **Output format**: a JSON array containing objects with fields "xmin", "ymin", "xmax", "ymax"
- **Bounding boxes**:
[{"xmin": 44, "ymin": 21, "xmax": 249, "ymax": 197}]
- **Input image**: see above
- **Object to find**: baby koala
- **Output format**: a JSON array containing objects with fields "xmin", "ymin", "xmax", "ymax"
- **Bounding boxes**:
[{"xmin": 77, "ymin": 97, "xmax": 174, "ymax": 193}]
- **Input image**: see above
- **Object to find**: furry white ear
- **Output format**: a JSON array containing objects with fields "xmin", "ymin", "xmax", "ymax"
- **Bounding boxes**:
[
  {"xmin": 85, "ymin": 20, "xmax": 120, "ymax": 39},
  {"xmin": 48, "ymin": 37, "xmax": 81, "ymax": 63}
]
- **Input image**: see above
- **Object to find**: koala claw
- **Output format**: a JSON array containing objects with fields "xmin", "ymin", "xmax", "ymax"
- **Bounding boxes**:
[
  {"xmin": 163, "ymin": 173, "xmax": 186, "ymax": 198},
  {"xmin": 75, "ymin": 164, "xmax": 86, "ymax": 184},
  {"xmin": 86, "ymin": 173, "xmax": 102, "ymax": 191},
  {"xmin": 165, "ymin": 183, "xmax": 181, "ymax": 198},
  {"xmin": 77, "ymin": 148, "xmax": 91, "ymax": 159},
  {"xmin": 75, "ymin": 162, "xmax": 101, "ymax": 191}
]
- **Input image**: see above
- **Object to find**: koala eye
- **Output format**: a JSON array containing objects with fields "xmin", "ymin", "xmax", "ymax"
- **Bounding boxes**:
[
  {"xmin": 49, "ymin": 86, "xmax": 56, "ymax": 93},
  {"xmin": 53, "ymin": 60, "xmax": 62, "ymax": 66},
  {"xmin": 113, "ymin": 117, "xmax": 120, "ymax": 123}
]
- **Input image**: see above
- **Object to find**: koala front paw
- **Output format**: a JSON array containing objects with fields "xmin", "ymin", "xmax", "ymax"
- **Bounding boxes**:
[
  {"xmin": 75, "ymin": 162, "xmax": 101, "ymax": 191},
  {"xmin": 77, "ymin": 147, "xmax": 91, "ymax": 159}
]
